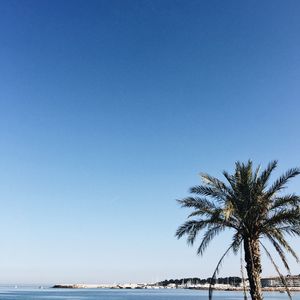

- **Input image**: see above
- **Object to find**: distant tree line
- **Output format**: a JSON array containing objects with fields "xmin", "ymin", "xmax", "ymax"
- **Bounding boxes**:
[{"xmin": 157, "ymin": 277, "xmax": 242, "ymax": 287}]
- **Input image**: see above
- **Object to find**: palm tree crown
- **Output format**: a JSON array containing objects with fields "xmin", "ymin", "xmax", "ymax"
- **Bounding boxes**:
[{"xmin": 176, "ymin": 160, "xmax": 300, "ymax": 300}]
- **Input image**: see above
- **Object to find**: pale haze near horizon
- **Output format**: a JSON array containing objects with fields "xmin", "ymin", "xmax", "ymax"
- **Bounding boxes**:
[{"xmin": 0, "ymin": 0, "xmax": 300, "ymax": 285}]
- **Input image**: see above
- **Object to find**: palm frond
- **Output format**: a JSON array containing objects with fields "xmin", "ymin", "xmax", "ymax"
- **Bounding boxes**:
[
  {"xmin": 190, "ymin": 185, "xmax": 226, "ymax": 202},
  {"xmin": 260, "ymin": 242, "xmax": 292, "ymax": 300},
  {"xmin": 253, "ymin": 165, "xmax": 261, "ymax": 182},
  {"xmin": 266, "ymin": 235, "xmax": 291, "ymax": 273},
  {"xmin": 200, "ymin": 173, "xmax": 234, "ymax": 197},
  {"xmin": 177, "ymin": 197, "xmax": 218, "ymax": 215},
  {"xmin": 270, "ymin": 194, "xmax": 300, "ymax": 210},
  {"xmin": 175, "ymin": 220, "xmax": 207, "ymax": 240},
  {"xmin": 208, "ymin": 243, "xmax": 234, "ymax": 300},
  {"xmin": 267, "ymin": 168, "xmax": 300, "ymax": 197},
  {"xmin": 196, "ymin": 225, "xmax": 225, "ymax": 255},
  {"xmin": 222, "ymin": 170, "xmax": 236, "ymax": 191},
  {"xmin": 231, "ymin": 231, "xmax": 243, "ymax": 254},
  {"xmin": 256, "ymin": 160, "xmax": 278, "ymax": 190},
  {"xmin": 278, "ymin": 225, "xmax": 300, "ymax": 237},
  {"xmin": 265, "ymin": 208, "xmax": 300, "ymax": 228},
  {"xmin": 265, "ymin": 228, "xmax": 299, "ymax": 262},
  {"xmin": 200, "ymin": 173, "xmax": 225, "ymax": 188}
]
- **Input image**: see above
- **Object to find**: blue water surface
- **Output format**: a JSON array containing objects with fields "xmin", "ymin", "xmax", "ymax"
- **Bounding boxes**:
[{"xmin": 0, "ymin": 288, "xmax": 297, "ymax": 300}]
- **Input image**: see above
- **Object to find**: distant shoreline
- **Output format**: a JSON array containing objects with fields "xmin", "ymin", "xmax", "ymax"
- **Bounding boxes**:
[{"xmin": 52, "ymin": 284, "xmax": 300, "ymax": 292}]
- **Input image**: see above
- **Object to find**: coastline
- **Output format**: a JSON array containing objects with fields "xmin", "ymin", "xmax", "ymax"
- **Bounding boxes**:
[{"xmin": 52, "ymin": 284, "xmax": 300, "ymax": 292}]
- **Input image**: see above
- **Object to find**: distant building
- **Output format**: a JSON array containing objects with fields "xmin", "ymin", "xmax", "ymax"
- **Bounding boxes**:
[{"xmin": 261, "ymin": 275, "xmax": 300, "ymax": 287}]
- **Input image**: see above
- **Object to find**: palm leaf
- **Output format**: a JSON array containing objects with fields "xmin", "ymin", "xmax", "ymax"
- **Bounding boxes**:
[
  {"xmin": 177, "ymin": 197, "xmax": 218, "ymax": 216},
  {"xmin": 196, "ymin": 225, "xmax": 225, "ymax": 255},
  {"xmin": 265, "ymin": 228, "xmax": 299, "ymax": 262},
  {"xmin": 267, "ymin": 168, "xmax": 300, "ymax": 197},
  {"xmin": 270, "ymin": 194, "xmax": 300, "ymax": 210},
  {"xmin": 256, "ymin": 160, "xmax": 278, "ymax": 190},
  {"xmin": 190, "ymin": 185, "xmax": 226, "ymax": 202},
  {"xmin": 175, "ymin": 220, "xmax": 207, "ymax": 240},
  {"xmin": 208, "ymin": 243, "xmax": 234, "ymax": 300},
  {"xmin": 266, "ymin": 235, "xmax": 291, "ymax": 273},
  {"xmin": 260, "ymin": 242, "xmax": 292, "ymax": 300}
]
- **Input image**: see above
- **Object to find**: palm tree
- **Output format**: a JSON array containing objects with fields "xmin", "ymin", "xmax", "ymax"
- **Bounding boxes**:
[{"xmin": 176, "ymin": 160, "xmax": 300, "ymax": 300}]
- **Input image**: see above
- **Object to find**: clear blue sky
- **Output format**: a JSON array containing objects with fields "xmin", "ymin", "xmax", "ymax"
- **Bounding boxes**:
[{"xmin": 1, "ymin": 0, "xmax": 300, "ymax": 285}]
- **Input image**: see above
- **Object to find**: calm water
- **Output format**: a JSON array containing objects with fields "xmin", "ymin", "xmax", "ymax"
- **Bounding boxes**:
[{"xmin": 0, "ymin": 288, "xmax": 298, "ymax": 300}]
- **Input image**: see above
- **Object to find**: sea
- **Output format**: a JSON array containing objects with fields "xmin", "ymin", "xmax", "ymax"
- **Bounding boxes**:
[{"xmin": 0, "ymin": 287, "xmax": 298, "ymax": 300}]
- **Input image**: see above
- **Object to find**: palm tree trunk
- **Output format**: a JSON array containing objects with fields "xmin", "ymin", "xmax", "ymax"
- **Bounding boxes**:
[{"xmin": 243, "ymin": 238, "xmax": 263, "ymax": 300}]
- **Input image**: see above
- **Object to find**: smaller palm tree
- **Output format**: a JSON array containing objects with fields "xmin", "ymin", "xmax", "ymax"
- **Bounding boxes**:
[{"xmin": 176, "ymin": 160, "xmax": 300, "ymax": 300}]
